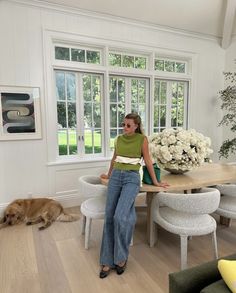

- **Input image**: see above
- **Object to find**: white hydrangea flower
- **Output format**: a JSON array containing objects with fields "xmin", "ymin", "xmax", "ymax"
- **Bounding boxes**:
[{"xmin": 148, "ymin": 128, "xmax": 213, "ymax": 172}]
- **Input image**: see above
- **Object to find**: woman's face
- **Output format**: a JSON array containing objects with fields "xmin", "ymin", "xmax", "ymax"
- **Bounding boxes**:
[{"xmin": 122, "ymin": 118, "xmax": 137, "ymax": 135}]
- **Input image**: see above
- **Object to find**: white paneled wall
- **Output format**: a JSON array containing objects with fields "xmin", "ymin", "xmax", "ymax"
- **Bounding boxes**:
[{"xmin": 0, "ymin": 0, "xmax": 227, "ymax": 210}]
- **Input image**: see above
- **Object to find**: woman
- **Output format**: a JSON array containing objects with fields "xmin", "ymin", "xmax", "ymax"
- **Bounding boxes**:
[{"xmin": 99, "ymin": 113, "xmax": 169, "ymax": 278}]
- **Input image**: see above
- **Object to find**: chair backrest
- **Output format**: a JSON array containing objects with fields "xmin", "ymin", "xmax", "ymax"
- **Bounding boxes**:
[
  {"xmin": 215, "ymin": 184, "xmax": 236, "ymax": 197},
  {"xmin": 78, "ymin": 175, "xmax": 107, "ymax": 198},
  {"xmin": 156, "ymin": 188, "xmax": 220, "ymax": 214}
]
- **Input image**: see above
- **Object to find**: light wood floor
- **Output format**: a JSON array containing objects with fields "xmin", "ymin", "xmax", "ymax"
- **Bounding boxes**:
[{"xmin": 1, "ymin": 199, "xmax": 236, "ymax": 293}]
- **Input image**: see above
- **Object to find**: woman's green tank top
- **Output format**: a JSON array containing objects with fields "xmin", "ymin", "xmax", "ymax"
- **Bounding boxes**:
[{"xmin": 113, "ymin": 133, "xmax": 145, "ymax": 171}]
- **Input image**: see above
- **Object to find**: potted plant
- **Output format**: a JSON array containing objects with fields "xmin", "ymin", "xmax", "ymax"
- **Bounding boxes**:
[{"xmin": 219, "ymin": 72, "xmax": 236, "ymax": 159}]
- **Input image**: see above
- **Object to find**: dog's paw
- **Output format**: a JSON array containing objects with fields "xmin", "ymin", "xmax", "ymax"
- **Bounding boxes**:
[
  {"xmin": 26, "ymin": 221, "xmax": 32, "ymax": 225},
  {"xmin": 38, "ymin": 226, "xmax": 46, "ymax": 230}
]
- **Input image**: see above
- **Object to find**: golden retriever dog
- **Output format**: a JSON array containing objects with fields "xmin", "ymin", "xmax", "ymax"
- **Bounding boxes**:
[{"xmin": 0, "ymin": 198, "xmax": 80, "ymax": 230}]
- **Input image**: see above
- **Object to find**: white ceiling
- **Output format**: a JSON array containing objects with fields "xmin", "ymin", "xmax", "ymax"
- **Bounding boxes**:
[{"xmin": 38, "ymin": 0, "xmax": 236, "ymax": 44}]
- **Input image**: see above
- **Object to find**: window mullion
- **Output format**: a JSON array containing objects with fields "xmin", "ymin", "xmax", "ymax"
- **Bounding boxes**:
[
  {"xmin": 184, "ymin": 82, "xmax": 189, "ymax": 129},
  {"xmin": 91, "ymin": 75, "xmax": 95, "ymax": 154},
  {"xmin": 149, "ymin": 76, "xmax": 154, "ymax": 135},
  {"xmin": 144, "ymin": 78, "xmax": 149, "ymax": 134},
  {"xmin": 75, "ymin": 72, "xmax": 80, "ymax": 156},
  {"xmin": 65, "ymin": 73, "xmax": 70, "ymax": 155},
  {"xmin": 126, "ymin": 78, "xmax": 131, "ymax": 114},
  {"xmin": 158, "ymin": 80, "xmax": 161, "ymax": 132},
  {"xmin": 176, "ymin": 82, "xmax": 179, "ymax": 126},
  {"xmin": 77, "ymin": 73, "xmax": 84, "ymax": 156},
  {"xmin": 166, "ymin": 81, "xmax": 172, "ymax": 129},
  {"xmin": 104, "ymin": 69, "xmax": 110, "ymax": 157}
]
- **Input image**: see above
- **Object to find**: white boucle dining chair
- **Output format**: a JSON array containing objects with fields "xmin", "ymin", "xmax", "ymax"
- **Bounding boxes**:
[
  {"xmin": 78, "ymin": 175, "xmax": 135, "ymax": 249},
  {"xmin": 150, "ymin": 187, "xmax": 220, "ymax": 270},
  {"xmin": 78, "ymin": 175, "xmax": 108, "ymax": 249},
  {"xmin": 215, "ymin": 162, "xmax": 236, "ymax": 226}
]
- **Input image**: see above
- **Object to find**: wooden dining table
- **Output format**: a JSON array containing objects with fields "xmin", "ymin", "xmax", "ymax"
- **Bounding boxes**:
[{"xmin": 101, "ymin": 163, "xmax": 236, "ymax": 246}]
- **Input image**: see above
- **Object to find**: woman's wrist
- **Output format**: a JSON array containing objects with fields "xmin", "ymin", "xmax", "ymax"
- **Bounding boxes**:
[
  {"xmin": 100, "ymin": 173, "xmax": 109, "ymax": 179},
  {"xmin": 152, "ymin": 178, "xmax": 160, "ymax": 185}
]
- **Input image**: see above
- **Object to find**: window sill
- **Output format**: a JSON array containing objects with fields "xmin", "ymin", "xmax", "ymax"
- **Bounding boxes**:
[{"xmin": 47, "ymin": 156, "xmax": 111, "ymax": 167}]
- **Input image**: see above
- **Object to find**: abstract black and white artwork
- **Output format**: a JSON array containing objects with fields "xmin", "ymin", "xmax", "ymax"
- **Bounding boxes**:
[{"xmin": 0, "ymin": 86, "xmax": 41, "ymax": 140}]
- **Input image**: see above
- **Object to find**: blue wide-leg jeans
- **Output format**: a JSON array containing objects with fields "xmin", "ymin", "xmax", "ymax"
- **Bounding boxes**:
[{"xmin": 100, "ymin": 169, "xmax": 140, "ymax": 267}]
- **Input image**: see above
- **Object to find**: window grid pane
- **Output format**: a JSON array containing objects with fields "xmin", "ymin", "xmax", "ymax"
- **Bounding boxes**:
[
  {"xmin": 55, "ymin": 46, "xmax": 101, "ymax": 65},
  {"xmin": 69, "ymin": 129, "xmax": 77, "ymax": 155},
  {"xmin": 55, "ymin": 47, "xmax": 70, "ymax": 61},
  {"xmin": 109, "ymin": 52, "xmax": 147, "ymax": 70},
  {"xmin": 130, "ymin": 78, "xmax": 147, "ymax": 127},
  {"xmin": 109, "ymin": 76, "xmax": 126, "ymax": 151},
  {"xmin": 154, "ymin": 58, "xmax": 187, "ymax": 74},
  {"xmin": 154, "ymin": 79, "xmax": 188, "ymax": 133},
  {"xmin": 83, "ymin": 74, "xmax": 102, "ymax": 155},
  {"xmin": 71, "ymin": 49, "xmax": 85, "ymax": 62},
  {"xmin": 109, "ymin": 53, "xmax": 122, "ymax": 67},
  {"xmin": 56, "ymin": 71, "xmax": 77, "ymax": 156},
  {"xmin": 86, "ymin": 50, "xmax": 100, "ymax": 64}
]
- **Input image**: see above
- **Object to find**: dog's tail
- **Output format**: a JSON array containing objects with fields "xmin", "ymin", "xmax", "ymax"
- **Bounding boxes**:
[{"xmin": 56, "ymin": 212, "xmax": 80, "ymax": 222}]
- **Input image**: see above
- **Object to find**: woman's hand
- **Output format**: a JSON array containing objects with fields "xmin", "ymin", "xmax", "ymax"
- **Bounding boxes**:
[
  {"xmin": 154, "ymin": 181, "xmax": 169, "ymax": 188},
  {"xmin": 100, "ymin": 174, "xmax": 109, "ymax": 179},
  {"xmin": 142, "ymin": 137, "xmax": 170, "ymax": 188}
]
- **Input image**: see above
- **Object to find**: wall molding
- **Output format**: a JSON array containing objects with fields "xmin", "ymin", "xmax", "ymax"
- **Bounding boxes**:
[{"xmin": 7, "ymin": 0, "xmax": 221, "ymax": 43}]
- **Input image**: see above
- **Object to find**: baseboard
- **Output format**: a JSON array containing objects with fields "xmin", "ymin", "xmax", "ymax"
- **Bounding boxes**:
[
  {"xmin": 52, "ymin": 191, "xmax": 84, "ymax": 208},
  {"xmin": 0, "ymin": 203, "xmax": 7, "ymax": 217},
  {"xmin": 0, "ymin": 191, "xmax": 84, "ymax": 217}
]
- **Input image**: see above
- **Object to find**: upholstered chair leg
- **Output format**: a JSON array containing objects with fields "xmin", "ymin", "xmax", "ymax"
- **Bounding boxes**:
[
  {"xmin": 82, "ymin": 215, "xmax": 86, "ymax": 235},
  {"xmin": 212, "ymin": 230, "xmax": 218, "ymax": 259},
  {"xmin": 220, "ymin": 216, "xmax": 232, "ymax": 227},
  {"xmin": 180, "ymin": 235, "xmax": 188, "ymax": 270},
  {"xmin": 85, "ymin": 217, "xmax": 92, "ymax": 249},
  {"xmin": 150, "ymin": 221, "xmax": 158, "ymax": 247}
]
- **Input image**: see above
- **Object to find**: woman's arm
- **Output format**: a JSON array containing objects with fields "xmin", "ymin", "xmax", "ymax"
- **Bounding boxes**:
[
  {"xmin": 142, "ymin": 137, "xmax": 169, "ymax": 188},
  {"xmin": 100, "ymin": 150, "xmax": 117, "ymax": 179}
]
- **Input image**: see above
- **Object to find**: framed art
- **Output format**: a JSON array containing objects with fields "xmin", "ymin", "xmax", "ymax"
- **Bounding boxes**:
[{"xmin": 0, "ymin": 86, "xmax": 42, "ymax": 140}]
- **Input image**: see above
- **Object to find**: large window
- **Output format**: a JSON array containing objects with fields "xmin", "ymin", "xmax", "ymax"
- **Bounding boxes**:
[
  {"xmin": 53, "ymin": 43, "xmax": 190, "ymax": 159},
  {"xmin": 83, "ymin": 74, "xmax": 102, "ymax": 155}
]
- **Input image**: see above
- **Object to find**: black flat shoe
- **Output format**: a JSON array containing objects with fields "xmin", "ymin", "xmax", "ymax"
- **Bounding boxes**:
[
  {"xmin": 115, "ymin": 261, "xmax": 127, "ymax": 275},
  {"xmin": 99, "ymin": 266, "xmax": 111, "ymax": 279}
]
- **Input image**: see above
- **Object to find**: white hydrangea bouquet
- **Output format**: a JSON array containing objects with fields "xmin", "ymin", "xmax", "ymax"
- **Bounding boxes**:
[{"xmin": 148, "ymin": 128, "xmax": 213, "ymax": 174}]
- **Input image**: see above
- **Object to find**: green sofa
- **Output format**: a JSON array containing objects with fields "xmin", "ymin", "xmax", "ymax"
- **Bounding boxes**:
[{"xmin": 169, "ymin": 253, "xmax": 236, "ymax": 293}]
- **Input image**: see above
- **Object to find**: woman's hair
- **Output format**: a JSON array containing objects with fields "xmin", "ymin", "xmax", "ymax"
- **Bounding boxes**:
[{"xmin": 125, "ymin": 113, "xmax": 144, "ymax": 134}]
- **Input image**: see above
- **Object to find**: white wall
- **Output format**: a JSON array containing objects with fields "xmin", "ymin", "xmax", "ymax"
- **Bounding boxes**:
[
  {"xmin": 223, "ymin": 39, "xmax": 236, "ymax": 162},
  {"xmin": 0, "ymin": 0, "xmax": 226, "ymax": 209}
]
